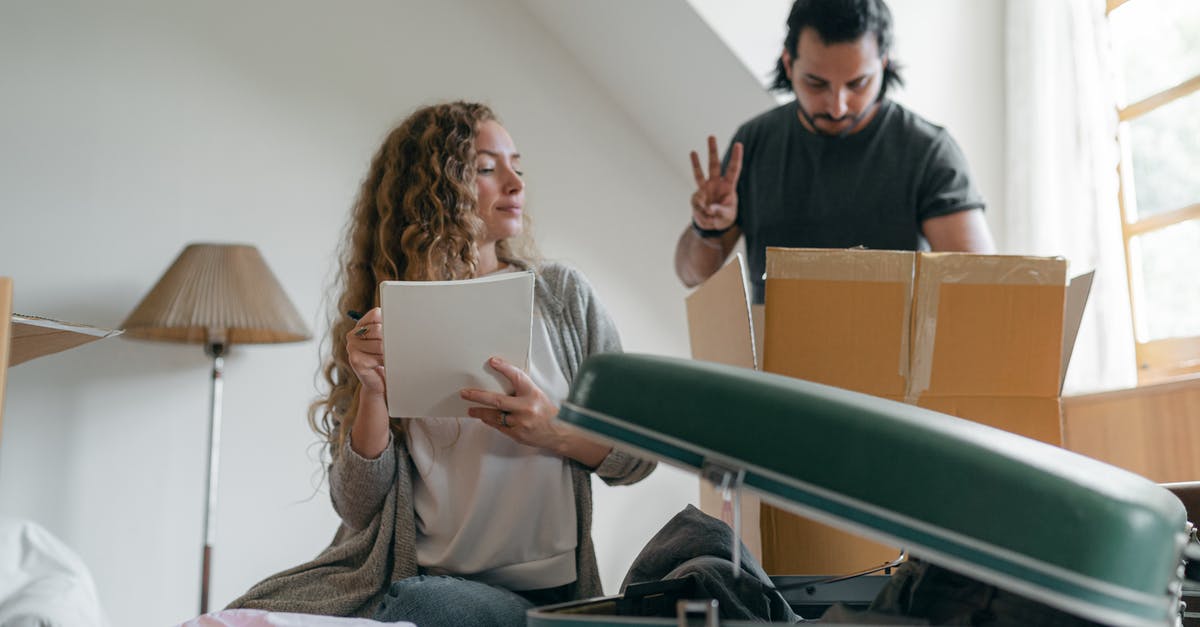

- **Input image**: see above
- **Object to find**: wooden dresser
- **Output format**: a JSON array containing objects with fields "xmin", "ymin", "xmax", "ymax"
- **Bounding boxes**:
[{"xmin": 1063, "ymin": 375, "xmax": 1200, "ymax": 482}]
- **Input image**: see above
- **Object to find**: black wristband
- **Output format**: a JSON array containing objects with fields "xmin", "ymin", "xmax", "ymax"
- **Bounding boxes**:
[{"xmin": 691, "ymin": 219, "xmax": 733, "ymax": 239}]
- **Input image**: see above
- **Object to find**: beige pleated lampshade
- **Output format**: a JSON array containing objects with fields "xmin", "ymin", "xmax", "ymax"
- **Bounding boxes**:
[{"xmin": 121, "ymin": 243, "xmax": 311, "ymax": 345}]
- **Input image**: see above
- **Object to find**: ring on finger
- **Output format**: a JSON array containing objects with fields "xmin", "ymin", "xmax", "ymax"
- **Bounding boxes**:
[
  {"xmin": 499, "ymin": 411, "xmax": 510, "ymax": 428},
  {"xmin": 354, "ymin": 326, "xmax": 369, "ymax": 338}
]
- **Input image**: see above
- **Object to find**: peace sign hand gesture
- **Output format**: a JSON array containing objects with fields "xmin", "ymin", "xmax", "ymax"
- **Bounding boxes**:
[{"xmin": 689, "ymin": 135, "xmax": 744, "ymax": 232}]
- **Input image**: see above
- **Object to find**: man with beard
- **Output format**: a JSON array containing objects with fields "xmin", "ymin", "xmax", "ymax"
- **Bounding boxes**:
[{"xmin": 676, "ymin": 0, "xmax": 996, "ymax": 303}]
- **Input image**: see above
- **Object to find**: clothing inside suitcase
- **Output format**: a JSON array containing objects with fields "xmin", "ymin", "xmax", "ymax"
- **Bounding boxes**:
[
  {"xmin": 531, "ymin": 354, "xmax": 1199, "ymax": 627},
  {"xmin": 609, "ymin": 495, "xmax": 898, "ymax": 623},
  {"xmin": 536, "ymin": 573, "xmax": 887, "ymax": 621},
  {"xmin": 618, "ymin": 576, "xmax": 877, "ymax": 621}
]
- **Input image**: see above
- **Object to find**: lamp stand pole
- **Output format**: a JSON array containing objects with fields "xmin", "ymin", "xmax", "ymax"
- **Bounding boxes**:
[{"xmin": 200, "ymin": 341, "xmax": 225, "ymax": 615}]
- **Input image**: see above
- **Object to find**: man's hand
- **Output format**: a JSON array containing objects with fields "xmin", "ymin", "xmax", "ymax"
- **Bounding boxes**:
[{"xmin": 690, "ymin": 135, "xmax": 743, "ymax": 232}]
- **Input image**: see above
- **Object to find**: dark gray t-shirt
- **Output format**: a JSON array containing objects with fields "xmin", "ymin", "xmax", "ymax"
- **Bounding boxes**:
[{"xmin": 728, "ymin": 99, "xmax": 984, "ymax": 302}]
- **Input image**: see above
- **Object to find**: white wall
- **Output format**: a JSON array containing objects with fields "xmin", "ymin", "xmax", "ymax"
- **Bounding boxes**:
[
  {"xmin": 688, "ymin": 0, "xmax": 791, "ymax": 90},
  {"xmin": 0, "ymin": 1, "xmax": 1007, "ymax": 626},
  {"xmin": 888, "ymin": 0, "xmax": 1008, "ymax": 246},
  {"xmin": 521, "ymin": 0, "xmax": 777, "ymax": 174}
]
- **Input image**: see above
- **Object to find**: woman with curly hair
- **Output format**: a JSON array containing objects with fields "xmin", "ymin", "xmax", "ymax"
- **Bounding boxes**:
[{"xmin": 228, "ymin": 102, "xmax": 655, "ymax": 626}]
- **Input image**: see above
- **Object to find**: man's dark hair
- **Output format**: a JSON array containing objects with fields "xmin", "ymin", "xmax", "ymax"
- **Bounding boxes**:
[{"xmin": 770, "ymin": 0, "xmax": 904, "ymax": 97}]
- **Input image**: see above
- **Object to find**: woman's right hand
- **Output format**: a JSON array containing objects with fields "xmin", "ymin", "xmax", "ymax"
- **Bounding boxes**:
[
  {"xmin": 347, "ymin": 307, "xmax": 392, "ymax": 459},
  {"xmin": 347, "ymin": 307, "xmax": 387, "ymax": 397}
]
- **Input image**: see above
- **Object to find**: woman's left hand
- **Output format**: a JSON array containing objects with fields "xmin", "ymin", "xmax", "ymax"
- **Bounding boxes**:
[{"xmin": 462, "ymin": 356, "xmax": 566, "ymax": 453}]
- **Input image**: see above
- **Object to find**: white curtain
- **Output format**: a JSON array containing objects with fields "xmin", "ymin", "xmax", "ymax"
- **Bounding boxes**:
[{"xmin": 1005, "ymin": 0, "xmax": 1137, "ymax": 393}]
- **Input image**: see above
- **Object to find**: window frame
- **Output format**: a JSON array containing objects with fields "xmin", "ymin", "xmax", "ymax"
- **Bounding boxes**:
[{"xmin": 1107, "ymin": 0, "xmax": 1200, "ymax": 383}]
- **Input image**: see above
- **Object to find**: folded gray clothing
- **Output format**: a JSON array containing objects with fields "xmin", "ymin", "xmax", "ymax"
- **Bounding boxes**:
[{"xmin": 620, "ymin": 504, "xmax": 801, "ymax": 623}]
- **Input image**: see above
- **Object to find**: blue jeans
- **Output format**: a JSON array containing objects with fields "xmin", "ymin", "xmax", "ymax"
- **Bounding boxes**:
[{"xmin": 373, "ymin": 575, "xmax": 534, "ymax": 627}]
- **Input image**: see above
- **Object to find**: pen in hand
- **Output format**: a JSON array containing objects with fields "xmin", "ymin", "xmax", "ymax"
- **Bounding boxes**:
[{"xmin": 348, "ymin": 310, "xmax": 368, "ymax": 337}]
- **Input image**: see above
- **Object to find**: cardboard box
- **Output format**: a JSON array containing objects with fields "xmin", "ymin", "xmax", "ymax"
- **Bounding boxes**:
[
  {"xmin": 764, "ymin": 249, "xmax": 1087, "ymax": 442},
  {"xmin": 685, "ymin": 249, "xmax": 1091, "ymax": 576},
  {"xmin": 757, "ymin": 248, "xmax": 1090, "ymax": 575},
  {"xmin": 9, "ymin": 314, "xmax": 122, "ymax": 367},
  {"xmin": 0, "ymin": 278, "xmax": 12, "ymax": 439},
  {"xmin": 0, "ymin": 282, "xmax": 123, "ymax": 442},
  {"xmin": 685, "ymin": 254, "xmax": 764, "ymax": 563}
]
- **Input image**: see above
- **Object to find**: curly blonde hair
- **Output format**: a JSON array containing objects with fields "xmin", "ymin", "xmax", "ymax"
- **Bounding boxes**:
[{"xmin": 309, "ymin": 101, "xmax": 537, "ymax": 457}]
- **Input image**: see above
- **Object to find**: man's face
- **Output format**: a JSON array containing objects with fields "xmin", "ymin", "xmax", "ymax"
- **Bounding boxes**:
[{"xmin": 784, "ymin": 27, "xmax": 887, "ymax": 137}]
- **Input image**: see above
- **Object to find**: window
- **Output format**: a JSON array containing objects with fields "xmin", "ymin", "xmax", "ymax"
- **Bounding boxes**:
[{"xmin": 1107, "ymin": 0, "xmax": 1200, "ymax": 382}]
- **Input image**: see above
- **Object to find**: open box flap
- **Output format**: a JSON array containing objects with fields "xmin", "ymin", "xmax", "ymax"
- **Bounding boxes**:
[
  {"xmin": 685, "ymin": 253, "xmax": 757, "ymax": 371},
  {"xmin": 10, "ymin": 314, "xmax": 123, "ymax": 367},
  {"xmin": 1060, "ymin": 271, "xmax": 1094, "ymax": 393},
  {"xmin": 1, "ymin": 279, "xmax": 11, "ymax": 433}
]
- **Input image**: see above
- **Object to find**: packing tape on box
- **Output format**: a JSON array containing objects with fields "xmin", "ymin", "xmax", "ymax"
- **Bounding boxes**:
[
  {"xmin": 766, "ymin": 248, "xmax": 916, "ymax": 381},
  {"xmin": 906, "ymin": 254, "xmax": 1066, "ymax": 403}
]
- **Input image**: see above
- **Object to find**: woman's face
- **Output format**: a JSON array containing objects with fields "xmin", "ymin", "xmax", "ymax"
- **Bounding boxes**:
[{"xmin": 474, "ymin": 120, "xmax": 525, "ymax": 244}]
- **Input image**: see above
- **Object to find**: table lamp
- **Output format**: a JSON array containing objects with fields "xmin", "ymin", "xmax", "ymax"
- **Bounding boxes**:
[{"xmin": 120, "ymin": 243, "xmax": 310, "ymax": 614}]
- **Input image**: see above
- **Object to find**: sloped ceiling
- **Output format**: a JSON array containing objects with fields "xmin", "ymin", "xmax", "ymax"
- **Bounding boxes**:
[{"xmin": 519, "ymin": 0, "xmax": 776, "ymax": 174}]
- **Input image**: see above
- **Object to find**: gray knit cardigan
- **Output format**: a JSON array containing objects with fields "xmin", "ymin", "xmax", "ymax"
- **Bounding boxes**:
[{"xmin": 228, "ymin": 262, "xmax": 656, "ymax": 617}]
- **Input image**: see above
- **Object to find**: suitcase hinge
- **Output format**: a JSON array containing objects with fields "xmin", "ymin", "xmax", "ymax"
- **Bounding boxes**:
[
  {"xmin": 701, "ymin": 460, "xmax": 746, "ymax": 579},
  {"xmin": 676, "ymin": 599, "xmax": 720, "ymax": 627}
]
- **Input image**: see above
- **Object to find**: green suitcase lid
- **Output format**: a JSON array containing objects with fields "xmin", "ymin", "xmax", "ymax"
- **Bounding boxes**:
[{"xmin": 561, "ymin": 353, "xmax": 1189, "ymax": 627}]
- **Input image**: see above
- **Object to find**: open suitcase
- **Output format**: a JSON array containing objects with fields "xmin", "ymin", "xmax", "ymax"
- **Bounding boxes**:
[{"xmin": 528, "ymin": 354, "xmax": 1200, "ymax": 626}]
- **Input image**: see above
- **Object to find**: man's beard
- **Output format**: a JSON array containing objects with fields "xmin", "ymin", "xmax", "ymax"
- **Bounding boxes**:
[{"xmin": 796, "ymin": 99, "xmax": 879, "ymax": 138}]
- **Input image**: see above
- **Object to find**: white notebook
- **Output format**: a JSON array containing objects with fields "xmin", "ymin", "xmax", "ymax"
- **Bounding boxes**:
[{"xmin": 380, "ymin": 271, "xmax": 535, "ymax": 418}]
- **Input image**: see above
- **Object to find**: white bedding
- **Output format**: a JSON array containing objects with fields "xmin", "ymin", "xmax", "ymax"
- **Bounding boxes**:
[
  {"xmin": 0, "ymin": 516, "xmax": 109, "ymax": 627},
  {"xmin": 0, "ymin": 516, "xmax": 419, "ymax": 627}
]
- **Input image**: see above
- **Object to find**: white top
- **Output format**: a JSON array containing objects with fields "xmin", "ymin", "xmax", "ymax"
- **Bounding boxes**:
[{"xmin": 407, "ymin": 307, "xmax": 577, "ymax": 591}]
